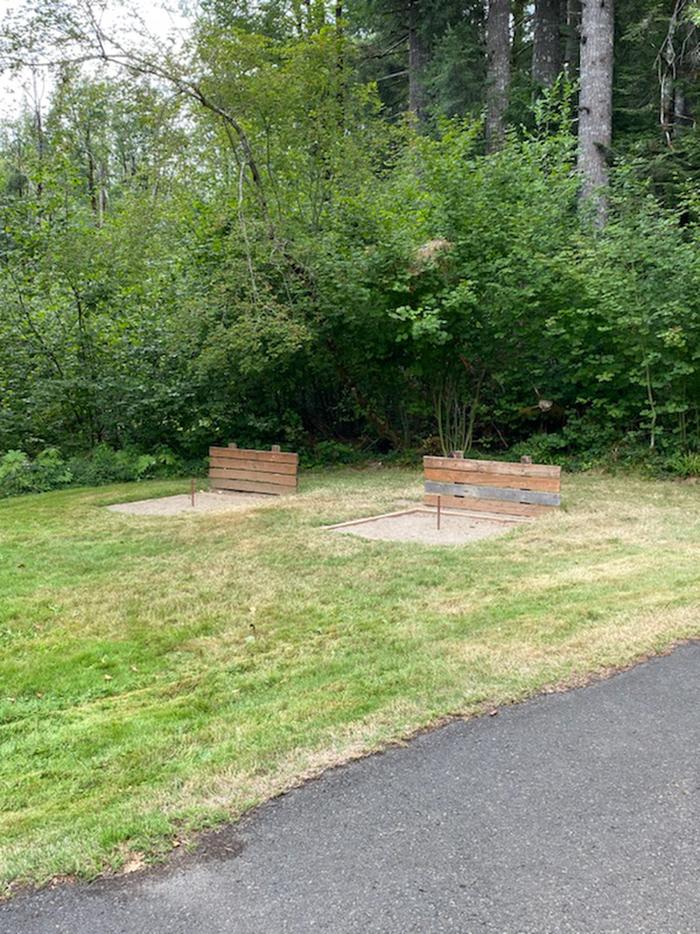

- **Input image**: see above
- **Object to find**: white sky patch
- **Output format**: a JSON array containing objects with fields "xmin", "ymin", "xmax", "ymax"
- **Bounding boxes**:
[{"xmin": 0, "ymin": 0, "xmax": 193, "ymax": 118}]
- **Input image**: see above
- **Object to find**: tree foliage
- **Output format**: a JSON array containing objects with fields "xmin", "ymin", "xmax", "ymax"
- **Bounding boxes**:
[{"xmin": 0, "ymin": 0, "xmax": 698, "ymax": 474}]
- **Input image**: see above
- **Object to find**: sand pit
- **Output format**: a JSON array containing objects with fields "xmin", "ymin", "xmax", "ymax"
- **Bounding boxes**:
[
  {"xmin": 107, "ymin": 491, "xmax": 272, "ymax": 517},
  {"xmin": 328, "ymin": 508, "xmax": 523, "ymax": 546}
]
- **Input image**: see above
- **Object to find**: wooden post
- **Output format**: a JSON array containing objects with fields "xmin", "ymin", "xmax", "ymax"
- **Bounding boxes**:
[
  {"xmin": 271, "ymin": 444, "xmax": 281, "ymax": 453},
  {"xmin": 437, "ymin": 494, "xmax": 441, "ymax": 530},
  {"xmin": 520, "ymin": 455, "xmax": 533, "ymax": 464},
  {"xmin": 190, "ymin": 477, "xmax": 196, "ymax": 508},
  {"xmin": 228, "ymin": 442, "xmax": 238, "ymax": 449}
]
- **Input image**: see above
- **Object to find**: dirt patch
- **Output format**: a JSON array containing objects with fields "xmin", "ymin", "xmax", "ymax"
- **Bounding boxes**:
[
  {"xmin": 107, "ymin": 491, "xmax": 272, "ymax": 517},
  {"xmin": 328, "ymin": 508, "xmax": 521, "ymax": 546}
]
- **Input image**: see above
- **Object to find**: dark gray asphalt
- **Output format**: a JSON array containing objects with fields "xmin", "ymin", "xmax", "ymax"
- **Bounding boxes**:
[{"xmin": 3, "ymin": 643, "xmax": 700, "ymax": 934}]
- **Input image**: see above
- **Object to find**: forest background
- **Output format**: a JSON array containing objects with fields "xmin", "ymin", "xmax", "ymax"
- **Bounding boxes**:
[{"xmin": 1, "ymin": 0, "xmax": 699, "ymax": 493}]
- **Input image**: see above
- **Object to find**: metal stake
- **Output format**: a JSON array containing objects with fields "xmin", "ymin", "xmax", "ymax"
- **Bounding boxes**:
[
  {"xmin": 190, "ymin": 477, "xmax": 196, "ymax": 508},
  {"xmin": 437, "ymin": 494, "xmax": 441, "ymax": 531}
]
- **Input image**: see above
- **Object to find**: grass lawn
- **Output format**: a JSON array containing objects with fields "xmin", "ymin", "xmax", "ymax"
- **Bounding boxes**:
[{"xmin": 1, "ymin": 467, "xmax": 699, "ymax": 894}]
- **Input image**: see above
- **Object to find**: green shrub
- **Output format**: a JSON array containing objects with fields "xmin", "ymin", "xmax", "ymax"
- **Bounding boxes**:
[
  {"xmin": 0, "ymin": 450, "xmax": 32, "ymax": 496},
  {"xmin": 0, "ymin": 445, "xmax": 199, "ymax": 498},
  {"xmin": 0, "ymin": 448, "xmax": 73, "ymax": 497},
  {"xmin": 67, "ymin": 445, "xmax": 196, "ymax": 487},
  {"xmin": 66, "ymin": 445, "xmax": 141, "ymax": 486},
  {"xmin": 665, "ymin": 452, "xmax": 700, "ymax": 479},
  {"xmin": 302, "ymin": 441, "xmax": 363, "ymax": 467},
  {"xmin": 508, "ymin": 434, "xmax": 570, "ymax": 468},
  {"xmin": 33, "ymin": 448, "xmax": 74, "ymax": 489}
]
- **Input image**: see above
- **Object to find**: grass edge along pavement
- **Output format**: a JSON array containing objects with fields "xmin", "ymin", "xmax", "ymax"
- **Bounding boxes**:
[{"xmin": 1, "ymin": 467, "xmax": 699, "ymax": 896}]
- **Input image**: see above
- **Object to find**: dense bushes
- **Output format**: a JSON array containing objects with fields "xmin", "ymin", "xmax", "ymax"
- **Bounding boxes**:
[
  {"xmin": 0, "ymin": 449, "xmax": 72, "ymax": 497},
  {"xmin": 307, "ymin": 125, "xmax": 700, "ymax": 460},
  {"xmin": 0, "ymin": 67, "xmax": 698, "ymax": 474},
  {"xmin": 0, "ymin": 446, "xmax": 200, "ymax": 498}
]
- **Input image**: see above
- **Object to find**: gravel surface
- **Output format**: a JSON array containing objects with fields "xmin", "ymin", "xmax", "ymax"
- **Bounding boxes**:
[
  {"xmin": 331, "ymin": 509, "xmax": 517, "ymax": 545},
  {"xmin": 5, "ymin": 644, "xmax": 699, "ymax": 933},
  {"xmin": 106, "ymin": 492, "xmax": 272, "ymax": 516}
]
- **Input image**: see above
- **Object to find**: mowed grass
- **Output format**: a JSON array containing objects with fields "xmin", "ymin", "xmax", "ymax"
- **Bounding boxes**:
[{"xmin": 1, "ymin": 468, "xmax": 699, "ymax": 894}]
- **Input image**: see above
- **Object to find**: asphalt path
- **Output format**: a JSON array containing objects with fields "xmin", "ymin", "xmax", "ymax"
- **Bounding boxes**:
[{"xmin": 3, "ymin": 643, "xmax": 699, "ymax": 933}]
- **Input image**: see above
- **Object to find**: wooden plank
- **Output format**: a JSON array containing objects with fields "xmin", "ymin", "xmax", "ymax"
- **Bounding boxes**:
[
  {"xmin": 209, "ymin": 467, "xmax": 297, "ymax": 488},
  {"xmin": 328, "ymin": 506, "xmax": 531, "ymax": 531},
  {"xmin": 210, "ymin": 477, "xmax": 292, "ymax": 496},
  {"xmin": 209, "ymin": 456, "xmax": 298, "ymax": 476},
  {"xmin": 420, "ymin": 506, "xmax": 531, "ymax": 524},
  {"xmin": 209, "ymin": 446, "xmax": 298, "ymax": 465},
  {"xmin": 215, "ymin": 447, "xmax": 296, "ymax": 460},
  {"xmin": 424, "ymin": 456, "xmax": 560, "ymax": 480},
  {"xmin": 326, "ymin": 508, "xmax": 425, "ymax": 530},
  {"xmin": 424, "ymin": 480, "xmax": 560, "ymax": 507},
  {"xmin": 424, "ymin": 467, "xmax": 560, "ymax": 493},
  {"xmin": 420, "ymin": 507, "xmax": 532, "ymax": 524},
  {"xmin": 424, "ymin": 493, "xmax": 549, "ymax": 518}
]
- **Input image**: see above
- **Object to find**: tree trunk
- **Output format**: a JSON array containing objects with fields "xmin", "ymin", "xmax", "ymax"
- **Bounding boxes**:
[
  {"xmin": 577, "ymin": 0, "xmax": 614, "ymax": 226},
  {"xmin": 657, "ymin": 2, "xmax": 698, "ymax": 145},
  {"xmin": 485, "ymin": 0, "xmax": 512, "ymax": 152},
  {"xmin": 407, "ymin": 0, "xmax": 428, "ymax": 121},
  {"xmin": 532, "ymin": 0, "xmax": 563, "ymax": 87},
  {"xmin": 31, "ymin": 73, "xmax": 45, "ymax": 199},
  {"xmin": 658, "ymin": 1, "xmax": 684, "ymax": 145},
  {"xmin": 564, "ymin": 0, "xmax": 581, "ymax": 75},
  {"xmin": 335, "ymin": 1, "xmax": 346, "ymax": 126},
  {"xmin": 512, "ymin": 0, "xmax": 528, "ymax": 67}
]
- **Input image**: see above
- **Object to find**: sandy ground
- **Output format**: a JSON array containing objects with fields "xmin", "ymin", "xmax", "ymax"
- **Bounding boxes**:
[
  {"xmin": 330, "ymin": 509, "xmax": 518, "ymax": 545},
  {"xmin": 106, "ymin": 491, "xmax": 272, "ymax": 516}
]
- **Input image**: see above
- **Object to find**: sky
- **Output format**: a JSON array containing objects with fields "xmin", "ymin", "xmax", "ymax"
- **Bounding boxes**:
[{"xmin": 0, "ymin": 0, "xmax": 192, "ymax": 118}]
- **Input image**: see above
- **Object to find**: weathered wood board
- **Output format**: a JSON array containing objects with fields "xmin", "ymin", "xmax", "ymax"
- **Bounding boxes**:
[
  {"xmin": 209, "ymin": 444, "xmax": 299, "ymax": 496},
  {"xmin": 424, "ymin": 456, "xmax": 561, "ymax": 519}
]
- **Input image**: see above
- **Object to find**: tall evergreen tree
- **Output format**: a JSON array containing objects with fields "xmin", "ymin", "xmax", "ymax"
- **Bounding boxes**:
[
  {"xmin": 407, "ymin": 0, "xmax": 428, "ymax": 119},
  {"xmin": 563, "ymin": 0, "xmax": 581, "ymax": 74},
  {"xmin": 578, "ymin": 0, "xmax": 614, "ymax": 223},
  {"xmin": 485, "ymin": 0, "xmax": 512, "ymax": 150},
  {"xmin": 532, "ymin": 0, "xmax": 564, "ymax": 87}
]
